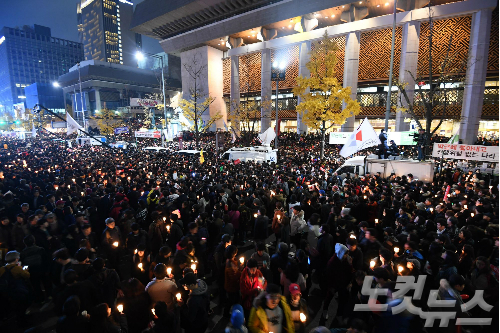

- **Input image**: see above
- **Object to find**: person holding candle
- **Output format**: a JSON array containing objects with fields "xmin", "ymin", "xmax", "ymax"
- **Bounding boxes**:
[
  {"xmin": 323, "ymin": 243, "xmax": 352, "ymax": 323},
  {"xmin": 145, "ymin": 263, "xmax": 178, "ymax": 312},
  {"xmin": 286, "ymin": 284, "xmax": 308, "ymax": 333},
  {"xmin": 247, "ymin": 283, "xmax": 294, "ymax": 333},
  {"xmin": 272, "ymin": 202, "xmax": 285, "ymax": 248},
  {"xmin": 178, "ymin": 272, "xmax": 210, "ymax": 333},
  {"xmin": 240, "ymin": 258, "xmax": 266, "ymax": 317},
  {"xmin": 101, "ymin": 218, "xmax": 122, "ymax": 269},
  {"xmin": 132, "ymin": 243, "xmax": 150, "ymax": 285},
  {"xmin": 224, "ymin": 245, "xmax": 242, "ymax": 317}
]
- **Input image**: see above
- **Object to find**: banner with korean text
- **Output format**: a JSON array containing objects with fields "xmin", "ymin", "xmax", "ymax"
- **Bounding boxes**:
[
  {"xmin": 432, "ymin": 143, "xmax": 498, "ymax": 162},
  {"xmin": 135, "ymin": 131, "xmax": 161, "ymax": 138}
]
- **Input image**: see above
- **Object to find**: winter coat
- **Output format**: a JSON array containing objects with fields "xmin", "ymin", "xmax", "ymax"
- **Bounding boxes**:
[
  {"xmin": 326, "ymin": 254, "xmax": 353, "ymax": 290},
  {"xmin": 290, "ymin": 210, "xmax": 306, "ymax": 236},
  {"xmin": 225, "ymin": 260, "xmax": 242, "ymax": 293},
  {"xmin": 182, "ymin": 279, "xmax": 210, "ymax": 331},
  {"xmin": 240, "ymin": 267, "xmax": 265, "ymax": 310},
  {"xmin": 248, "ymin": 293, "xmax": 294, "ymax": 333}
]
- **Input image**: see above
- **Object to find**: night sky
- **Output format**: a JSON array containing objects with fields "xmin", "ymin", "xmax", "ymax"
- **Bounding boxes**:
[{"xmin": 0, "ymin": 0, "xmax": 162, "ymax": 54}]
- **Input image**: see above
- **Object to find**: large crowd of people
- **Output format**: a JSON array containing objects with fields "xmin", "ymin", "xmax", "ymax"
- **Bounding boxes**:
[{"xmin": 0, "ymin": 131, "xmax": 497, "ymax": 333}]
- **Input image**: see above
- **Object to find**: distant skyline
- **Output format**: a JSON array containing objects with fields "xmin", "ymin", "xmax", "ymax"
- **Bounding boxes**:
[{"xmin": 0, "ymin": 0, "xmax": 162, "ymax": 54}]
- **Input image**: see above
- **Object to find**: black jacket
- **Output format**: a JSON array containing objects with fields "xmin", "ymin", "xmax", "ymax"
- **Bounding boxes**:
[{"xmin": 254, "ymin": 216, "xmax": 269, "ymax": 241}]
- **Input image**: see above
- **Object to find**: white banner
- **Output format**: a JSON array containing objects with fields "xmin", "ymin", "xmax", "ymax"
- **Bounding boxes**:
[
  {"xmin": 329, "ymin": 132, "xmax": 351, "ymax": 144},
  {"xmin": 432, "ymin": 143, "xmax": 498, "ymax": 162},
  {"xmin": 135, "ymin": 131, "xmax": 161, "ymax": 138}
]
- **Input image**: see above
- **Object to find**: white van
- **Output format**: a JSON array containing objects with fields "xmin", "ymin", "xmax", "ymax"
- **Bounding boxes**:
[{"xmin": 222, "ymin": 145, "xmax": 277, "ymax": 163}]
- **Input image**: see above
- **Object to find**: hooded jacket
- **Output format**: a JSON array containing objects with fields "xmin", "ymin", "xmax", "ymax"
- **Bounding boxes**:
[
  {"xmin": 248, "ymin": 292, "xmax": 295, "ymax": 333},
  {"xmin": 184, "ymin": 279, "xmax": 210, "ymax": 330}
]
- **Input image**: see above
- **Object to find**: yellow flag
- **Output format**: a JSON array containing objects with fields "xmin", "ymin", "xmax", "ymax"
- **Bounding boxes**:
[{"xmin": 200, "ymin": 149, "xmax": 204, "ymax": 164}]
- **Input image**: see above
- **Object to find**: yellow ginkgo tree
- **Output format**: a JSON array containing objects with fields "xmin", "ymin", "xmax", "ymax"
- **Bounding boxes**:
[{"xmin": 293, "ymin": 31, "xmax": 361, "ymax": 159}]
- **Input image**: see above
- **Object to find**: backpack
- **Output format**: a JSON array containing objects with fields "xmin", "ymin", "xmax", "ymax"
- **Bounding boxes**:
[{"xmin": 0, "ymin": 266, "xmax": 30, "ymax": 301}]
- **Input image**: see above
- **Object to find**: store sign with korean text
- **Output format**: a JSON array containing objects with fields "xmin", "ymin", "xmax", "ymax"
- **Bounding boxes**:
[{"xmin": 432, "ymin": 143, "xmax": 497, "ymax": 162}]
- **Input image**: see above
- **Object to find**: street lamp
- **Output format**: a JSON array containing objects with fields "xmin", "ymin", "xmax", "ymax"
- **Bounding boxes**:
[
  {"xmin": 384, "ymin": 0, "xmax": 397, "ymax": 131},
  {"xmin": 271, "ymin": 61, "xmax": 286, "ymax": 149},
  {"xmin": 135, "ymin": 51, "xmax": 168, "ymax": 147}
]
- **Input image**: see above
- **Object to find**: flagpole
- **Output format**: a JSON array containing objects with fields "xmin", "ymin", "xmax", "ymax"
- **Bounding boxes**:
[{"xmin": 33, "ymin": 104, "xmax": 115, "ymax": 151}]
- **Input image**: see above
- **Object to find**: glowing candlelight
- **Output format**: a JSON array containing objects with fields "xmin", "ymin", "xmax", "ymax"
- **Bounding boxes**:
[
  {"xmin": 464, "ymin": 205, "xmax": 467, "ymax": 209},
  {"xmin": 394, "ymin": 247, "xmax": 399, "ymax": 253},
  {"xmin": 163, "ymin": 217, "xmax": 166, "ymax": 221},
  {"xmin": 166, "ymin": 225, "xmax": 170, "ymax": 231},
  {"xmin": 176, "ymin": 293, "xmax": 182, "ymax": 301},
  {"xmin": 277, "ymin": 215, "xmax": 281, "ymax": 220},
  {"xmin": 349, "ymin": 234, "xmax": 356, "ymax": 239},
  {"xmin": 134, "ymin": 249, "xmax": 138, "ymax": 254},
  {"xmin": 398, "ymin": 265, "xmax": 404, "ymax": 273},
  {"xmin": 375, "ymin": 219, "xmax": 379, "ymax": 224},
  {"xmin": 117, "ymin": 304, "xmax": 123, "ymax": 313},
  {"xmin": 299, "ymin": 313, "xmax": 306, "ymax": 323},
  {"xmin": 113, "ymin": 241, "xmax": 119, "ymax": 247},
  {"xmin": 167, "ymin": 267, "xmax": 172, "ymax": 276},
  {"xmin": 138, "ymin": 263, "xmax": 143, "ymax": 271},
  {"xmin": 471, "ymin": 213, "xmax": 475, "ymax": 217},
  {"xmin": 191, "ymin": 263, "xmax": 196, "ymax": 271},
  {"xmin": 151, "ymin": 308, "xmax": 156, "ymax": 316},
  {"xmin": 370, "ymin": 260, "xmax": 376, "ymax": 269},
  {"xmin": 254, "ymin": 213, "xmax": 258, "ymax": 218},
  {"xmin": 239, "ymin": 257, "xmax": 244, "ymax": 264}
]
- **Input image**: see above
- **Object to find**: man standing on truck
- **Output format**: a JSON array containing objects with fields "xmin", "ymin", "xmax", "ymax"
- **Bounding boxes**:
[{"xmin": 416, "ymin": 128, "xmax": 428, "ymax": 161}]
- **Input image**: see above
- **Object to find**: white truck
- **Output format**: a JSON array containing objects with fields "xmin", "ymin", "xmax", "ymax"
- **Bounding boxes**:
[
  {"xmin": 335, "ymin": 155, "xmax": 435, "ymax": 182},
  {"xmin": 222, "ymin": 145, "xmax": 277, "ymax": 163}
]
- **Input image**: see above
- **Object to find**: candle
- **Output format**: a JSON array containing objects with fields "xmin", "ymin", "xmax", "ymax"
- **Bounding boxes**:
[
  {"xmin": 398, "ymin": 265, "xmax": 404, "ymax": 273},
  {"xmin": 167, "ymin": 267, "xmax": 172, "ymax": 276},
  {"xmin": 375, "ymin": 219, "xmax": 378, "ymax": 224},
  {"xmin": 72, "ymin": 178, "xmax": 75, "ymax": 183},
  {"xmin": 117, "ymin": 304, "xmax": 123, "ymax": 313},
  {"xmin": 81, "ymin": 192, "xmax": 84, "ymax": 196},
  {"xmin": 151, "ymin": 308, "xmax": 156, "ymax": 316},
  {"xmin": 163, "ymin": 217, "xmax": 166, "ymax": 221},
  {"xmin": 113, "ymin": 242, "xmax": 119, "ymax": 247},
  {"xmin": 464, "ymin": 205, "xmax": 467, "ymax": 209},
  {"xmin": 239, "ymin": 257, "xmax": 244, "ymax": 264},
  {"xmin": 471, "ymin": 213, "xmax": 475, "ymax": 217},
  {"xmin": 349, "ymin": 234, "xmax": 356, "ymax": 239},
  {"xmin": 166, "ymin": 225, "xmax": 170, "ymax": 231},
  {"xmin": 299, "ymin": 313, "xmax": 306, "ymax": 323},
  {"xmin": 430, "ymin": 208, "xmax": 434, "ymax": 212},
  {"xmin": 254, "ymin": 213, "xmax": 258, "ymax": 218},
  {"xmin": 176, "ymin": 293, "xmax": 182, "ymax": 301},
  {"xmin": 134, "ymin": 249, "xmax": 138, "ymax": 254},
  {"xmin": 370, "ymin": 260, "xmax": 376, "ymax": 269},
  {"xmin": 138, "ymin": 263, "xmax": 143, "ymax": 271},
  {"xmin": 394, "ymin": 247, "xmax": 399, "ymax": 253},
  {"xmin": 191, "ymin": 263, "xmax": 196, "ymax": 271},
  {"xmin": 364, "ymin": 195, "xmax": 367, "ymax": 199},
  {"xmin": 277, "ymin": 215, "xmax": 281, "ymax": 220}
]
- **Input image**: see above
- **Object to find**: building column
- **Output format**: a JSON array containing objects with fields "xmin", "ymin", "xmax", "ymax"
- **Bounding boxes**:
[
  {"xmin": 341, "ymin": 31, "xmax": 360, "ymax": 132},
  {"xmin": 396, "ymin": 21, "xmax": 420, "ymax": 132},
  {"xmin": 297, "ymin": 41, "xmax": 311, "ymax": 134},
  {"xmin": 230, "ymin": 55, "xmax": 240, "ymax": 132},
  {"xmin": 180, "ymin": 45, "xmax": 226, "ymax": 131},
  {"xmin": 460, "ymin": 9, "xmax": 492, "ymax": 144},
  {"xmin": 94, "ymin": 88, "xmax": 101, "ymax": 114},
  {"xmin": 261, "ymin": 48, "xmax": 272, "ymax": 132}
]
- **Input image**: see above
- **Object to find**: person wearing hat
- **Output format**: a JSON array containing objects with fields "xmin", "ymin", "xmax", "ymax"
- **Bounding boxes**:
[
  {"xmin": 0, "ymin": 250, "xmax": 31, "ymax": 317},
  {"xmin": 225, "ymin": 304, "xmax": 249, "ymax": 333},
  {"xmin": 178, "ymin": 272, "xmax": 210, "ymax": 333},
  {"xmin": 287, "ymin": 283, "xmax": 309, "ymax": 333},
  {"xmin": 248, "ymin": 283, "xmax": 294, "ymax": 333}
]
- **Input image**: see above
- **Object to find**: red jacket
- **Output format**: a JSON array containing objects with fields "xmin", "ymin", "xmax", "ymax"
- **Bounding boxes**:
[{"xmin": 240, "ymin": 267, "xmax": 265, "ymax": 310}]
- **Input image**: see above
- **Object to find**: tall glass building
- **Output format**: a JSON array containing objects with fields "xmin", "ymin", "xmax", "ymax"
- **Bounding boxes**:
[
  {"xmin": 77, "ymin": 0, "xmax": 141, "ymax": 67},
  {"xmin": 0, "ymin": 25, "xmax": 84, "ymax": 116}
]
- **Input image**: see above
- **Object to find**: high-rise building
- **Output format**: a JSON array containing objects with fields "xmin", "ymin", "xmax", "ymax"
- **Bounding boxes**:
[
  {"xmin": 0, "ymin": 25, "xmax": 84, "ymax": 115},
  {"xmin": 77, "ymin": 0, "xmax": 142, "ymax": 67}
]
